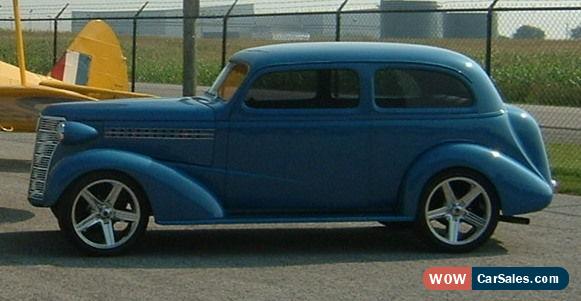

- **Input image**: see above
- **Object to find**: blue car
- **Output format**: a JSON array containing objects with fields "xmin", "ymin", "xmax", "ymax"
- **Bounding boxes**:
[{"xmin": 29, "ymin": 42, "xmax": 555, "ymax": 255}]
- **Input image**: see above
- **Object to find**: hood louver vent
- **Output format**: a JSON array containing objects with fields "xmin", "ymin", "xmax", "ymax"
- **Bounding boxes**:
[{"xmin": 104, "ymin": 128, "xmax": 214, "ymax": 140}]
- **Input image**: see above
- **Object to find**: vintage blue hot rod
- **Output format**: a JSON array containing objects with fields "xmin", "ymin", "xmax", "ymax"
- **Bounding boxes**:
[{"xmin": 28, "ymin": 42, "xmax": 555, "ymax": 255}]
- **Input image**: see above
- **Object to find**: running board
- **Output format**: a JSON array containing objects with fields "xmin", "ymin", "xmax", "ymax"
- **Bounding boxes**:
[{"xmin": 499, "ymin": 215, "xmax": 530, "ymax": 225}]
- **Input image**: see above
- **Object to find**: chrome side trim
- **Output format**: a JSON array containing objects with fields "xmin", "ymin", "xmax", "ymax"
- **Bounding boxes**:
[{"xmin": 104, "ymin": 128, "xmax": 214, "ymax": 140}]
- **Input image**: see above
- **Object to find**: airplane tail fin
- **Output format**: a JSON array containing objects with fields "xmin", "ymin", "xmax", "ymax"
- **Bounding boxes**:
[{"xmin": 49, "ymin": 20, "xmax": 130, "ymax": 92}]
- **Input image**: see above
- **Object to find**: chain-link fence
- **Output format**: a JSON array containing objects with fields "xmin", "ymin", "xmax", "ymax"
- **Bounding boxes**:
[
  {"xmin": 490, "ymin": 5, "xmax": 581, "ymax": 194},
  {"xmin": 0, "ymin": 0, "xmax": 580, "ymax": 193}
]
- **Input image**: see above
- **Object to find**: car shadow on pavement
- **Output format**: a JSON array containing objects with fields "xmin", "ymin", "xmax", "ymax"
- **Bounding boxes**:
[
  {"xmin": 0, "ymin": 226, "xmax": 508, "ymax": 269},
  {"xmin": 0, "ymin": 159, "xmax": 30, "ymax": 173},
  {"xmin": 0, "ymin": 207, "xmax": 35, "ymax": 224}
]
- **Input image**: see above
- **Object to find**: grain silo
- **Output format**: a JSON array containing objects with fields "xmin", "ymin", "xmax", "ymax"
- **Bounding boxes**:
[
  {"xmin": 380, "ymin": 0, "xmax": 442, "ymax": 39},
  {"xmin": 444, "ymin": 12, "xmax": 495, "ymax": 39}
]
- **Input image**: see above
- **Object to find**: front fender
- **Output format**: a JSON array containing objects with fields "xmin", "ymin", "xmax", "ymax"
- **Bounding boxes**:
[
  {"xmin": 44, "ymin": 149, "xmax": 224, "ymax": 223},
  {"xmin": 399, "ymin": 143, "xmax": 553, "ymax": 218}
]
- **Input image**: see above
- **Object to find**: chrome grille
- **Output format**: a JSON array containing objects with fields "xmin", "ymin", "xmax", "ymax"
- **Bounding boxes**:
[
  {"xmin": 104, "ymin": 128, "xmax": 214, "ymax": 140},
  {"xmin": 28, "ymin": 116, "xmax": 65, "ymax": 202}
]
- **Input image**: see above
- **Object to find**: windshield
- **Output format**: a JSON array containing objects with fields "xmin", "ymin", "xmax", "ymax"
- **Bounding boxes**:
[{"xmin": 207, "ymin": 63, "xmax": 249, "ymax": 102}]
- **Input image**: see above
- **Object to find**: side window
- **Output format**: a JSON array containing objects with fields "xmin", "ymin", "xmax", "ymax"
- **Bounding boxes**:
[
  {"xmin": 246, "ymin": 69, "xmax": 359, "ymax": 109},
  {"xmin": 374, "ymin": 68, "xmax": 473, "ymax": 108}
]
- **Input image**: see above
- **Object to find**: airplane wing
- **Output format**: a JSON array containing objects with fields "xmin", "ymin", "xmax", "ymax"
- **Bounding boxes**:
[
  {"xmin": 1, "ymin": 17, "xmax": 156, "ymax": 133},
  {"xmin": 0, "ymin": 85, "xmax": 95, "ymax": 132},
  {"xmin": 39, "ymin": 80, "xmax": 152, "ymax": 100},
  {"xmin": 0, "ymin": 61, "xmax": 48, "ymax": 86}
]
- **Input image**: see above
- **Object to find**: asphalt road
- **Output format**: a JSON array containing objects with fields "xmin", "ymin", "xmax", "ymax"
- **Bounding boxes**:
[
  {"xmin": 135, "ymin": 83, "xmax": 581, "ymax": 144},
  {"xmin": 0, "ymin": 133, "xmax": 579, "ymax": 300}
]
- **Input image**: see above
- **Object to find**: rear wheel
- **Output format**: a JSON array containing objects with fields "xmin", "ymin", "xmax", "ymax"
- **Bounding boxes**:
[
  {"xmin": 415, "ymin": 169, "xmax": 499, "ymax": 252},
  {"xmin": 56, "ymin": 172, "xmax": 149, "ymax": 256}
]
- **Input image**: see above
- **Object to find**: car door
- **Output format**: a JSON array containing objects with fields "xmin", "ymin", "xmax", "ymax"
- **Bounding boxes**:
[
  {"xmin": 367, "ymin": 64, "xmax": 478, "ymax": 208},
  {"xmin": 224, "ymin": 64, "xmax": 379, "ymax": 215}
]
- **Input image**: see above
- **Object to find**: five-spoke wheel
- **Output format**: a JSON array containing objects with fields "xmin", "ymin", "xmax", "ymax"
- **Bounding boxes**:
[
  {"xmin": 56, "ymin": 172, "xmax": 149, "ymax": 255},
  {"xmin": 416, "ymin": 169, "xmax": 499, "ymax": 252}
]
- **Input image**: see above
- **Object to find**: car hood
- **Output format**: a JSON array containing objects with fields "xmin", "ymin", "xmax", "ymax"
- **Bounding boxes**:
[{"xmin": 42, "ymin": 97, "xmax": 214, "ymax": 122}]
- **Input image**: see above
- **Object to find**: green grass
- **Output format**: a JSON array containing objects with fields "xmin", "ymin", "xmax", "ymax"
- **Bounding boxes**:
[
  {"xmin": 548, "ymin": 144, "xmax": 581, "ymax": 195},
  {"xmin": 1, "ymin": 30, "xmax": 581, "ymax": 107}
]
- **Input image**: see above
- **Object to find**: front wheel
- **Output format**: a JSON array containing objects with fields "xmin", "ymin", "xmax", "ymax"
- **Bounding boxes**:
[
  {"xmin": 415, "ymin": 169, "xmax": 499, "ymax": 252},
  {"xmin": 56, "ymin": 172, "xmax": 149, "ymax": 256}
]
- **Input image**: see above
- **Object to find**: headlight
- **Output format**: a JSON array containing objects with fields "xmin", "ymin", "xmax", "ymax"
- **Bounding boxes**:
[
  {"xmin": 55, "ymin": 121, "xmax": 98, "ymax": 145},
  {"xmin": 56, "ymin": 122, "xmax": 66, "ymax": 141}
]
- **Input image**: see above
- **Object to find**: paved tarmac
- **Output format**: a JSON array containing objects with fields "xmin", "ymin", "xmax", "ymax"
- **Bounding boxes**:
[{"xmin": 0, "ymin": 132, "xmax": 579, "ymax": 300}]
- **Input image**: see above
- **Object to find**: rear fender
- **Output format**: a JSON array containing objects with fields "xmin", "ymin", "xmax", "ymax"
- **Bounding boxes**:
[
  {"xmin": 44, "ymin": 149, "xmax": 224, "ymax": 223},
  {"xmin": 399, "ymin": 143, "xmax": 553, "ymax": 218}
]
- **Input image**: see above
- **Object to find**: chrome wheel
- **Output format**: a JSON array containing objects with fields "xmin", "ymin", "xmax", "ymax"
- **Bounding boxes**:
[
  {"xmin": 71, "ymin": 179, "xmax": 141, "ymax": 250},
  {"xmin": 424, "ymin": 176, "xmax": 492, "ymax": 246}
]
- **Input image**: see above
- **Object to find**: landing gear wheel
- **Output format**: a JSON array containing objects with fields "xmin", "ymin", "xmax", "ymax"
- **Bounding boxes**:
[
  {"xmin": 415, "ymin": 169, "xmax": 499, "ymax": 252},
  {"xmin": 56, "ymin": 172, "xmax": 149, "ymax": 256}
]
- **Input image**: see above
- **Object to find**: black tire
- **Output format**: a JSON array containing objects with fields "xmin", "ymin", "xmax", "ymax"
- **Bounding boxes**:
[
  {"xmin": 415, "ymin": 168, "xmax": 499, "ymax": 253},
  {"xmin": 50, "ymin": 206, "xmax": 59, "ymax": 219},
  {"xmin": 56, "ymin": 171, "xmax": 149, "ymax": 256}
]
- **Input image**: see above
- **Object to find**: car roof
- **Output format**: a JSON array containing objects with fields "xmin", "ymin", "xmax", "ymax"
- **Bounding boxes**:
[
  {"xmin": 230, "ymin": 42, "xmax": 474, "ymax": 71},
  {"xmin": 229, "ymin": 42, "xmax": 505, "ymax": 114}
]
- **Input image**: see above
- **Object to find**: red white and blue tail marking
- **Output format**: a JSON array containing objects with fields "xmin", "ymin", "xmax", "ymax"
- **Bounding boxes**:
[{"xmin": 50, "ymin": 51, "xmax": 92, "ymax": 85}]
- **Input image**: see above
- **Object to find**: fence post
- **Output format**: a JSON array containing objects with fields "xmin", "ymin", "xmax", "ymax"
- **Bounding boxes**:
[
  {"xmin": 222, "ymin": 0, "xmax": 239, "ymax": 68},
  {"xmin": 131, "ymin": 1, "xmax": 149, "ymax": 92},
  {"xmin": 52, "ymin": 3, "xmax": 69, "ymax": 66},
  {"xmin": 335, "ymin": 0, "xmax": 349, "ymax": 41},
  {"xmin": 485, "ymin": 0, "xmax": 500, "ymax": 76},
  {"xmin": 183, "ymin": 0, "xmax": 200, "ymax": 96}
]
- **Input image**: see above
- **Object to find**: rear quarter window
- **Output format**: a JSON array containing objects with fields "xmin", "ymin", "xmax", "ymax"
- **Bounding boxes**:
[{"xmin": 374, "ymin": 68, "xmax": 473, "ymax": 108}]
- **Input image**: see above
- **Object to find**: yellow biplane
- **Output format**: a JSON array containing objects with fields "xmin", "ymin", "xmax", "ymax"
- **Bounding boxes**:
[{"xmin": 1, "ymin": 0, "xmax": 152, "ymax": 132}]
